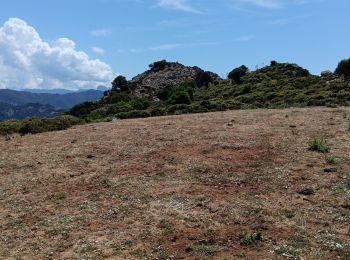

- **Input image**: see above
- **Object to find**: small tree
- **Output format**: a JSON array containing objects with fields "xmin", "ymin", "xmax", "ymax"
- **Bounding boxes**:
[
  {"xmin": 335, "ymin": 58, "xmax": 350, "ymax": 78},
  {"xmin": 195, "ymin": 71, "xmax": 214, "ymax": 88},
  {"xmin": 270, "ymin": 60, "xmax": 278, "ymax": 66},
  {"xmin": 167, "ymin": 90, "xmax": 191, "ymax": 105},
  {"xmin": 228, "ymin": 65, "xmax": 249, "ymax": 84},
  {"xmin": 111, "ymin": 75, "xmax": 128, "ymax": 92},
  {"xmin": 149, "ymin": 60, "xmax": 168, "ymax": 72}
]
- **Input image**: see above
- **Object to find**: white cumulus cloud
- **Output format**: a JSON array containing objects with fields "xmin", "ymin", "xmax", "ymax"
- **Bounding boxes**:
[{"xmin": 0, "ymin": 18, "xmax": 113, "ymax": 90}]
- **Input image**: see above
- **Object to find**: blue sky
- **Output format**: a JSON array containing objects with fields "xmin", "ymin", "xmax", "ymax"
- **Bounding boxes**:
[{"xmin": 0, "ymin": 0, "xmax": 349, "ymax": 90}]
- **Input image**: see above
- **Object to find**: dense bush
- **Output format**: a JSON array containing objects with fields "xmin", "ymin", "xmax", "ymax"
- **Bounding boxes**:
[
  {"xmin": 157, "ymin": 82, "xmax": 194, "ymax": 105},
  {"xmin": 111, "ymin": 75, "xmax": 129, "ymax": 92},
  {"xmin": 103, "ymin": 92, "xmax": 131, "ymax": 104},
  {"xmin": 0, "ymin": 120, "xmax": 24, "ymax": 135},
  {"xmin": 130, "ymin": 97, "xmax": 150, "ymax": 110},
  {"xmin": 228, "ymin": 65, "xmax": 249, "ymax": 84},
  {"xmin": 167, "ymin": 90, "xmax": 192, "ymax": 105},
  {"xmin": 149, "ymin": 60, "xmax": 168, "ymax": 72},
  {"xmin": 195, "ymin": 71, "xmax": 214, "ymax": 88},
  {"xmin": 116, "ymin": 110, "xmax": 151, "ymax": 119},
  {"xmin": 167, "ymin": 104, "xmax": 192, "ymax": 114},
  {"xmin": 0, "ymin": 115, "xmax": 84, "ymax": 135},
  {"xmin": 335, "ymin": 58, "xmax": 350, "ymax": 78},
  {"xmin": 69, "ymin": 101, "xmax": 99, "ymax": 117}
]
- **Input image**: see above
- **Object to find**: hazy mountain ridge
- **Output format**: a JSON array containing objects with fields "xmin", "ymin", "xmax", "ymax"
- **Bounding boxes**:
[
  {"xmin": 0, "ymin": 89, "xmax": 104, "ymax": 109},
  {"xmin": 0, "ymin": 102, "xmax": 63, "ymax": 121}
]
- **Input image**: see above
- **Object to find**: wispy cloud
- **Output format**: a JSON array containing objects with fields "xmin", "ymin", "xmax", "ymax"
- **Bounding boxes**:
[
  {"xmin": 156, "ymin": 0, "xmax": 203, "ymax": 14},
  {"xmin": 232, "ymin": 0, "xmax": 324, "ymax": 9},
  {"xmin": 234, "ymin": 34, "xmax": 255, "ymax": 42},
  {"xmin": 235, "ymin": 0, "xmax": 283, "ymax": 9},
  {"xmin": 92, "ymin": 46, "xmax": 105, "ymax": 54},
  {"xmin": 130, "ymin": 35, "xmax": 255, "ymax": 53},
  {"xmin": 89, "ymin": 28, "xmax": 112, "ymax": 37},
  {"xmin": 149, "ymin": 43, "xmax": 183, "ymax": 51}
]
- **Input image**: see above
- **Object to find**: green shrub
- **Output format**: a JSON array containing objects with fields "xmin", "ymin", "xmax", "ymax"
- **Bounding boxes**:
[
  {"xmin": 156, "ymin": 85, "xmax": 174, "ymax": 101},
  {"xmin": 157, "ymin": 82, "xmax": 194, "ymax": 103},
  {"xmin": 0, "ymin": 119, "xmax": 24, "ymax": 135},
  {"xmin": 19, "ymin": 118, "xmax": 50, "ymax": 135},
  {"xmin": 195, "ymin": 71, "xmax": 214, "ymax": 88},
  {"xmin": 167, "ymin": 90, "xmax": 192, "ymax": 105},
  {"xmin": 111, "ymin": 75, "xmax": 129, "ymax": 92},
  {"xmin": 167, "ymin": 104, "xmax": 191, "ymax": 114},
  {"xmin": 308, "ymin": 137, "xmax": 330, "ymax": 153},
  {"xmin": 116, "ymin": 110, "xmax": 151, "ymax": 119},
  {"xmin": 130, "ymin": 98, "xmax": 150, "ymax": 110},
  {"xmin": 228, "ymin": 65, "xmax": 249, "ymax": 84},
  {"xmin": 107, "ymin": 101, "xmax": 133, "ymax": 114},
  {"xmin": 18, "ymin": 115, "xmax": 83, "ymax": 135},
  {"xmin": 325, "ymin": 155, "xmax": 337, "ymax": 165},
  {"xmin": 240, "ymin": 231, "xmax": 262, "ymax": 246},
  {"xmin": 69, "ymin": 101, "xmax": 98, "ymax": 117},
  {"xmin": 186, "ymin": 244, "xmax": 217, "ymax": 256},
  {"xmin": 149, "ymin": 106, "xmax": 167, "ymax": 117},
  {"xmin": 335, "ymin": 58, "xmax": 350, "ymax": 78},
  {"xmin": 104, "ymin": 92, "xmax": 131, "ymax": 104},
  {"xmin": 273, "ymin": 244, "xmax": 300, "ymax": 259},
  {"xmin": 50, "ymin": 115, "xmax": 83, "ymax": 130},
  {"xmin": 149, "ymin": 60, "xmax": 168, "ymax": 72}
]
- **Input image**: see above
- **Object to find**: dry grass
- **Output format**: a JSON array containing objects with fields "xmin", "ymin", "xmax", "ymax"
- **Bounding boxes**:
[{"xmin": 0, "ymin": 107, "xmax": 350, "ymax": 259}]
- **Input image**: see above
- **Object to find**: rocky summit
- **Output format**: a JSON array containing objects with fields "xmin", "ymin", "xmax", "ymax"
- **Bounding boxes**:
[{"xmin": 129, "ymin": 60, "xmax": 221, "ymax": 97}]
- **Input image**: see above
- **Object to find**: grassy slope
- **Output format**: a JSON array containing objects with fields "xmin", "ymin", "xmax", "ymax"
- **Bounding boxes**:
[{"xmin": 1, "ymin": 107, "xmax": 350, "ymax": 259}]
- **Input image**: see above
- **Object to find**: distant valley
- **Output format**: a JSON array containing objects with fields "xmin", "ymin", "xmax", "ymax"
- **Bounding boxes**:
[{"xmin": 0, "ymin": 88, "xmax": 105, "ymax": 120}]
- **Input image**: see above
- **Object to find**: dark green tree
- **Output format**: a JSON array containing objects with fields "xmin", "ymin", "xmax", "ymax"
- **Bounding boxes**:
[
  {"xmin": 149, "ymin": 60, "xmax": 168, "ymax": 72},
  {"xmin": 335, "ymin": 58, "xmax": 350, "ymax": 78},
  {"xmin": 167, "ymin": 90, "xmax": 191, "ymax": 105},
  {"xmin": 228, "ymin": 65, "xmax": 249, "ymax": 84},
  {"xmin": 195, "ymin": 71, "xmax": 214, "ymax": 88},
  {"xmin": 270, "ymin": 60, "xmax": 278, "ymax": 66},
  {"xmin": 111, "ymin": 75, "xmax": 128, "ymax": 92}
]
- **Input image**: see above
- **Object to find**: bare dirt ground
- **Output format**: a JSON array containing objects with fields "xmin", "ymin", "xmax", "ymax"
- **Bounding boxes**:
[{"xmin": 0, "ymin": 107, "xmax": 350, "ymax": 259}]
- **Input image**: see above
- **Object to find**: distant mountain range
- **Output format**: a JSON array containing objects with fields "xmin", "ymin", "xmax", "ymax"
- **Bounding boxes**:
[
  {"xmin": 21, "ymin": 85, "xmax": 108, "ymax": 94},
  {"xmin": 0, "ymin": 102, "xmax": 64, "ymax": 121},
  {"xmin": 0, "ymin": 88, "xmax": 106, "ymax": 120},
  {"xmin": 0, "ymin": 89, "xmax": 105, "ymax": 109}
]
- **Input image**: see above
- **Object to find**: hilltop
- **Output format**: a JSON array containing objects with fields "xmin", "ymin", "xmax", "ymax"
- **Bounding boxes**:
[
  {"xmin": 67, "ymin": 60, "xmax": 349, "ymax": 122},
  {"xmin": 1, "ymin": 107, "xmax": 349, "ymax": 259},
  {"xmin": 1, "ymin": 59, "xmax": 350, "ymax": 135},
  {"xmin": 129, "ymin": 60, "xmax": 221, "ymax": 97}
]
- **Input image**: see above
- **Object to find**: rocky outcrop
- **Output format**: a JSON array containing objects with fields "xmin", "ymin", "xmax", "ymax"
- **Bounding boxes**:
[{"xmin": 129, "ymin": 61, "xmax": 221, "ymax": 97}]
